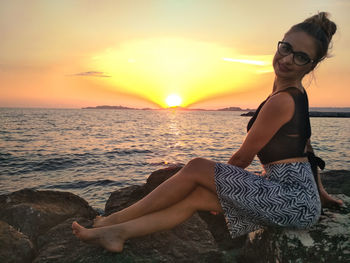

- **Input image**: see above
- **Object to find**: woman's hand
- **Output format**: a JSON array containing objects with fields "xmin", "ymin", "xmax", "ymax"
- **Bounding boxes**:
[{"xmin": 227, "ymin": 150, "xmax": 253, "ymax": 169}]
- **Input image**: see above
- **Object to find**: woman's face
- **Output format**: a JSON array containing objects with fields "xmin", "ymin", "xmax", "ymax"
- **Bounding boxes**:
[{"xmin": 273, "ymin": 30, "xmax": 317, "ymax": 81}]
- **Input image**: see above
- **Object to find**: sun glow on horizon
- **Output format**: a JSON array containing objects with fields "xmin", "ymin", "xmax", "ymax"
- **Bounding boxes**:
[
  {"xmin": 166, "ymin": 94, "xmax": 182, "ymax": 107},
  {"xmin": 87, "ymin": 37, "xmax": 274, "ymax": 108}
]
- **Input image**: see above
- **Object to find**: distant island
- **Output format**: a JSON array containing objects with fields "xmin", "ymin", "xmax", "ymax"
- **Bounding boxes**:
[
  {"xmin": 82, "ymin": 105, "xmax": 153, "ymax": 110},
  {"xmin": 82, "ymin": 105, "xmax": 350, "ymax": 117},
  {"xmin": 216, "ymin": 106, "xmax": 255, "ymax": 111}
]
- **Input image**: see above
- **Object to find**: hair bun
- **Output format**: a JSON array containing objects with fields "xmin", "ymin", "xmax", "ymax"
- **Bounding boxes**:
[{"xmin": 303, "ymin": 12, "xmax": 337, "ymax": 41}]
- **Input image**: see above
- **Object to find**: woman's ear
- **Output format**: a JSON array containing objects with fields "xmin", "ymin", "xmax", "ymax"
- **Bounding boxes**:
[{"xmin": 305, "ymin": 62, "xmax": 317, "ymax": 75}]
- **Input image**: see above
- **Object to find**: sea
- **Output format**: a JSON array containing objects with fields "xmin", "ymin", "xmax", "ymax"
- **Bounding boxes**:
[{"xmin": 1, "ymin": 108, "xmax": 349, "ymax": 210}]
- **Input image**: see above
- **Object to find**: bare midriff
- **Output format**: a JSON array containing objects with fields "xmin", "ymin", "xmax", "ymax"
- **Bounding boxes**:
[{"xmin": 265, "ymin": 156, "xmax": 308, "ymax": 166}]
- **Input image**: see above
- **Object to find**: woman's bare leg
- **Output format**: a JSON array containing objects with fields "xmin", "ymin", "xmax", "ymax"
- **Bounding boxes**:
[
  {"xmin": 73, "ymin": 185, "xmax": 223, "ymax": 252},
  {"xmin": 94, "ymin": 158, "xmax": 217, "ymax": 227}
]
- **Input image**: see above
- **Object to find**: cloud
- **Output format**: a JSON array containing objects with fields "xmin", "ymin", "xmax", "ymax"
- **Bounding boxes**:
[
  {"xmin": 70, "ymin": 71, "xmax": 111, "ymax": 77},
  {"xmin": 222, "ymin": 57, "xmax": 270, "ymax": 66}
]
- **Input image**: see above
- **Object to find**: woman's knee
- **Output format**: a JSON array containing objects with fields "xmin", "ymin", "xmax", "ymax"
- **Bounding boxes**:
[
  {"xmin": 181, "ymin": 157, "xmax": 216, "ymax": 188},
  {"xmin": 187, "ymin": 186, "xmax": 222, "ymax": 212},
  {"xmin": 186, "ymin": 157, "xmax": 214, "ymax": 170}
]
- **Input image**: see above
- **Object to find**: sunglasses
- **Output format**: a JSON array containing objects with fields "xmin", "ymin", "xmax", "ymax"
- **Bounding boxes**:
[{"xmin": 277, "ymin": 41, "xmax": 316, "ymax": 66}]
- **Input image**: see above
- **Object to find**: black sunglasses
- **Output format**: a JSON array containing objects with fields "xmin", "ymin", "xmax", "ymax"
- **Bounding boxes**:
[{"xmin": 277, "ymin": 41, "xmax": 316, "ymax": 66}]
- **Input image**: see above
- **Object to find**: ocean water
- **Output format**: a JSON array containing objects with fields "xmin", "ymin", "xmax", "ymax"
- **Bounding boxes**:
[{"xmin": 1, "ymin": 108, "xmax": 349, "ymax": 210}]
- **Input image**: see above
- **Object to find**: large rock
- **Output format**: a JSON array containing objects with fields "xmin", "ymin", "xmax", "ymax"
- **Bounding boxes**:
[
  {"xmin": 0, "ymin": 220, "xmax": 35, "ymax": 263},
  {"xmin": 35, "ymin": 217, "xmax": 219, "ymax": 263},
  {"xmin": 34, "ymin": 217, "xmax": 107, "ymax": 263},
  {"xmin": 122, "ymin": 213, "xmax": 220, "ymax": 262},
  {"xmin": 0, "ymin": 168, "xmax": 348, "ymax": 263},
  {"xmin": 321, "ymin": 170, "xmax": 350, "ymax": 196},
  {"xmin": 242, "ymin": 194, "xmax": 350, "ymax": 263},
  {"xmin": 0, "ymin": 189, "xmax": 97, "ymax": 242}
]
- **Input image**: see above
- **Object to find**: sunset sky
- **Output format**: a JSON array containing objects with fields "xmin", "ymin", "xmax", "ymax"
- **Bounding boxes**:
[{"xmin": 1, "ymin": 0, "xmax": 349, "ymax": 109}]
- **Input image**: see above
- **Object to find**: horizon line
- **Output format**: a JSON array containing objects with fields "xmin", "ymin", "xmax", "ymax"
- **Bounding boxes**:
[{"xmin": 2, "ymin": 105, "xmax": 350, "ymax": 111}]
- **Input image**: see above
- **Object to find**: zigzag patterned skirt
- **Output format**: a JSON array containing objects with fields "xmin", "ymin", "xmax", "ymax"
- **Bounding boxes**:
[{"xmin": 214, "ymin": 162, "xmax": 321, "ymax": 239}]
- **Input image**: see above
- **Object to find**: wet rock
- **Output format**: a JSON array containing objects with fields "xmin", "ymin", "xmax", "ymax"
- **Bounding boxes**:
[
  {"xmin": 0, "ymin": 189, "xmax": 97, "ymax": 242},
  {"xmin": 321, "ymin": 170, "xmax": 350, "ymax": 196},
  {"xmin": 0, "ymin": 220, "xmax": 35, "ymax": 263},
  {"xmin": 242, "ymin": 194, "xmax": 350, "ymax": 263}
]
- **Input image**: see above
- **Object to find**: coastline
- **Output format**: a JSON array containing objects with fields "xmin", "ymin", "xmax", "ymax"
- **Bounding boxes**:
[{"xmin": 80, "ymin": 105, "xmax": 350, "ymax": 117}]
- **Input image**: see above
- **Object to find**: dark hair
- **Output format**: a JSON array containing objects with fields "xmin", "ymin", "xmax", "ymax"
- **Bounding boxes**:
[{"xmin": 287, "ymin": 12, "xmax": 337, "ymax": 63}]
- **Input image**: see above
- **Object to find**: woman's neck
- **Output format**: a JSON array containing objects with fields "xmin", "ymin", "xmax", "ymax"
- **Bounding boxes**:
[{"xmin": 273, "ymin": 77, "xmax": 303, "ymax": 94}]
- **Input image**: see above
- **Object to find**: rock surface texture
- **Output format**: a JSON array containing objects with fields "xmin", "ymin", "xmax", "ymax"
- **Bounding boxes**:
[
  {"xmin": 0, "ymin": 168, "xmax": 349, "ymax": 263},
  {"xmin": 243, "ymin": 194, "xmax": 350, "ymax": 263}
]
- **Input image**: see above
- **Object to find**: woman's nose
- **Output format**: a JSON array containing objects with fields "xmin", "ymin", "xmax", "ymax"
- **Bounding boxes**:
[{"xmin": 281, "ymin": 53, "xmax": 294, "ymax": 64}]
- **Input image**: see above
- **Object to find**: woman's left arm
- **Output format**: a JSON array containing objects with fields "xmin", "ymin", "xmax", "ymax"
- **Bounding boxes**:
[{"xmin": 306, "ymin": 139, "xmax": 343, "ymax": 207}]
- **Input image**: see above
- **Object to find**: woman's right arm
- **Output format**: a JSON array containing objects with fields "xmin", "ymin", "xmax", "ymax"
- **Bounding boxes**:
[{"xmin": 228, "ymin": 92, "xmax": 295, "ymax": 168}]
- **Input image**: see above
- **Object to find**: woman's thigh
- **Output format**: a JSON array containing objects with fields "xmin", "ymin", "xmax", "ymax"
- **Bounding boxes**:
[{"xmin": 175, "ymin": 157, "xmax": 217, "ymax": 193}]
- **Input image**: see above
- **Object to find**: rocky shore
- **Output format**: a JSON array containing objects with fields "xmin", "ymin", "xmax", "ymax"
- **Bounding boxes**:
[{"xmin": 1, "ymin": 168, "xmax": 349, "ymax": 263}]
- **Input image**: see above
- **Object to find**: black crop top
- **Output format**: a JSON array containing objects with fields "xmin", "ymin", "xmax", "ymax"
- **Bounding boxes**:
[{"xmin": 247, "ymin": 87, "xmax": 311, "ymax": 164}]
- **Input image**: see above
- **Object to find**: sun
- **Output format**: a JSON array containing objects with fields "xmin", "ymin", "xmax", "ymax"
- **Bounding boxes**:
[{"xmin": 165, "ymin": 94, "xmax": 182, "ymax": 107}]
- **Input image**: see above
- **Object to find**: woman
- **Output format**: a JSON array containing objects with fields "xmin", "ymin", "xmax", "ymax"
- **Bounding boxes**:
[{"xmin": 72, "ymin": 12, "xmax": 338, "ymax": 252}]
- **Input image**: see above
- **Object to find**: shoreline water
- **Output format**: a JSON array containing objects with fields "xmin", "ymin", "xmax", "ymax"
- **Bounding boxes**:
[{"xmin": 1, "ymin": 108, "xmax": 349, "ymax": 210}]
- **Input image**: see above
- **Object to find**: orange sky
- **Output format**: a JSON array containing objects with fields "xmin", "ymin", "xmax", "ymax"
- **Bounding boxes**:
[{"xmin": 1, "ymin": 0, "xmax": 349, "ymax": 109}]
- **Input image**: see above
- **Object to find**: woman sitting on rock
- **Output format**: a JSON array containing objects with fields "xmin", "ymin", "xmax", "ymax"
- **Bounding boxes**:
[{"xmin": 72, "ymin": 12, "xmax": 340, "ymax": 252}]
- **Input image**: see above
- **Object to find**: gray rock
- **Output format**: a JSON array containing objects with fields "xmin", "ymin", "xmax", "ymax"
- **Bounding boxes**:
[
  {"xmin": 321, "ymin": 170, "xmax": 350, "ymax": 196},
  {"xmin": 0, "ymin": 189, "xmax": 98, "ymax": 242},
  {"xmin": 35, "ymin": 212, "xmax": 220, "ymax": 262},
  {"xmin": 0, "ymin": 220, "xmax": 35, "ymax": 263},
  {"xmin": 122, "ymin": 213, "xmax": 221, "ymax": 262},
  {"xmin": 0, "ymin": 168, "xmax": 349, "ymax": 263},
  {"xmin": 34, "ymin": 217, "xmax": 107, "ymax": 263},
  {"xmin": 243, "ymin": 194, "xmax": 350, "ymax": 263}
]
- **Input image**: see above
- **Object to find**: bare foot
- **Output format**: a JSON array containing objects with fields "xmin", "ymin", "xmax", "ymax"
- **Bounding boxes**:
[
  {"xmin": 72, "ymin": 221, "xmax": 125, "ymax": 252},
  {"xmin": 320, "ymin": 190, "xmax": 343, "ymax": 208}
]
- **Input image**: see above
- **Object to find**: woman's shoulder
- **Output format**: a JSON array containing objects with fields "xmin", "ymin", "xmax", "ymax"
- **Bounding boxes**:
[
  {"xmin": 253, "ymin": 93, "xmax": 295, "ymax": 128},
  {"xmin": 266, "ymin": 91, "xmax": 295, "ymax": 110}
]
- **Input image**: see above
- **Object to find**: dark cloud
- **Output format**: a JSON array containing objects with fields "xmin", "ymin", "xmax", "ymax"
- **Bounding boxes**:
[{"xmin": 70, "ymin": 71, "xmax": 111, "ymax": 77}]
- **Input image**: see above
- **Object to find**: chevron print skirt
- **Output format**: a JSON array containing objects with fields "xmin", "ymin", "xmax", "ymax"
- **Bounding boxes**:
[{"xmin": 214, "ymin": 162, "xmax": 321, "ymax": 238}]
